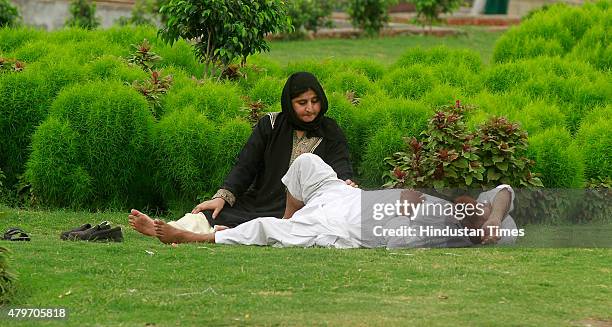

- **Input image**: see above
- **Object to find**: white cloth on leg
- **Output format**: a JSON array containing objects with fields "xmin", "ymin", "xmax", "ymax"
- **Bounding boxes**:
[
  {"xmin": 167, "ymin": 213, "xmax": 215, "ymax": 234},
  {"xmin": 215, "ymin": 153, "xmax": 363, "ymax": 248}
]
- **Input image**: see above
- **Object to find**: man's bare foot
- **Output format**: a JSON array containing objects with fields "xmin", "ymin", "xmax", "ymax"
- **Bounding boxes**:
[
  {"xmin": 128, "ymin": 209, "xmax": 156, "ymax": 237},
  {"xmin": 154, "ymin": 220, "xmax": 214, "ymax": 244}
]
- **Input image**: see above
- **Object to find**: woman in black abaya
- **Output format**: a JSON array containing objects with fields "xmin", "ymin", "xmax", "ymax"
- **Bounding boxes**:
[{"xmin": 193, "ymin": 72, "xmax": 356, "ymax": 227}]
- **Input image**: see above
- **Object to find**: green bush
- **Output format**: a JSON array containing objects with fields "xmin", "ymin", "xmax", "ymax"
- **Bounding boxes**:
[
  {"xmin": 155, "ymin": 40, "xmax": 203, "ymax": 78},
  {"xmin": 0, "ymin": 27, "xmax": 43, "ymax": 53},
  {"xmin": 395, "ymin": 46, "xmax": 482, "ymax": 73},
  {"xmin": 492, "ymin": 2, "xmax": 608, "ymax": 65},
  {"xmin": 101, "ymin": 25, "xmax": 157, "ymax": 49},
  {"xmin": 570, "ymin": 24, "xmax": 612, "ymax": 71},
  {"xmin": 381, "ymin": 65, "xmax": 434, "ymax": 99},
  {"xmin": 39, "ymin": 81, "xmax": 155, "ymax": 208},
  {"xmin": 420, "ymin": 85, "xmax": 465, "ymax": 107},
  {"xmin": 326, "ymin": 92, "xmax": 363, "ymax": 164},
  {"xmin": 483, "ymin": 62, "xmax": 529, "ymax": 93},
  {"xmin": 339, "ymin": 58, "xmax": 386, "ymax": 81},
  {"xmin": 162, "ymin": 81, "xmax": 244, "ymax": 121},
  {"xmin": 360, "ymin": 124, "xmax": 405, "ymax": 187},
  {"xmin": 519, "ymin": 101, "xmax": 566, "ymax": 135},
  {"xmin": 9, "ymin": 40, "xmax": 60, "ymax": 63},
  {"xmin": 248, "ymin": 76, "xmax": 285, "ymax": 107},
  {"xmin": 153, "ymin": 107, "xmax": 218, "ymax": 203},
  {"xmin": 85, "ymin": 55, "xmax": 148, "ymax": 82},
  {"xmin": 576, "ymin": 119, "xmax": 612, "ymax": 181},
  {"xmin": 208, "ymin": 118, "xmax": 252, "ymax": 194},
  {"xmin": 25, "ymin": 118, "xmax": 92, "ymax": 207},
  {"xmin": 0, "ymin": 61, "xmax": 85, "ymax": 188},
  {"xmin": 527, "ymin": 127, "xmax": 585, "ymax": 188},
  {"xmin": 285, "ymin": 59, "xmax": 339, "ymax": 81},
  {"xmin": 326, "ymin": 70, "xmax": 375, "ymax": 99},
  {"xmin": 0, "ymin": 0, "xmax": 20, "ymax": 27}
]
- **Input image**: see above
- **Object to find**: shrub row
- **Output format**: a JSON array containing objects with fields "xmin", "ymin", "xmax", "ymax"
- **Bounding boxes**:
[{"xmin": 0, "ymin": 25, "xmax": 609, "ymax": 211}]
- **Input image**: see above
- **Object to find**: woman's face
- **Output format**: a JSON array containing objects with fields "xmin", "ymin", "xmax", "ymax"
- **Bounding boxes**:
[{"xmin": 291, "ymin": 89, "xmax": 321, "ymax": 123}]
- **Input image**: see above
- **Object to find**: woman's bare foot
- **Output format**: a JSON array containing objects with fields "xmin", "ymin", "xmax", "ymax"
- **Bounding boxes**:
[
  {"xmin": 154, "ymin": 220, "xmax": 214, "ymax": 244},
  {"xmin": 128, "ymin": 209, "xmax": 156, "ymax": 237}
]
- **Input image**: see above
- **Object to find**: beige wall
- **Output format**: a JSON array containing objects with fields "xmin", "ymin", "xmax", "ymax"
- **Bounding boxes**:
[
  {"xmin": 509, "ymin": 0, "xmax": 585, "ymax": 17},
  {"xmin": 13, "ymin": 0, "xmax": 134, "ymax": 30}
]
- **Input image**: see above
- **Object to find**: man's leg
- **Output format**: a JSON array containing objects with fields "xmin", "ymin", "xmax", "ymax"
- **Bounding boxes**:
[
  {"xmin": 215, "ymin": 217, "xmax": 314, "ymax": 246},
  {"xmin": 128, "ymin": 209, "xmax": 156, "ymax": 237}
]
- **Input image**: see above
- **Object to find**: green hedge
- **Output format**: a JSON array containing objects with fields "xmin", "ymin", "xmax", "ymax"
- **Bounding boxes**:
[
  {"xmin": 29, "ymin": 81, "xmax": 155, "ymax": 209},
  {"xmin": 0, "ymin": 23, "xmax": 608, "ymax": 211},
  {"xmin": 493, "ymin": 1, "xmax": 610, "ymax": 71}
]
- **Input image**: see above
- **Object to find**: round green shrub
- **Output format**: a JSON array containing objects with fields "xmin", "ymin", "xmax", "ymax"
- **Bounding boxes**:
[
  {"xmin": 9, "ymin": 40, "xmax": 61, "ymax": 63},
  {"xmin": 576, "ymin": 119, "xmax": 612, "ymax": 180},
  {"xmin": 0, "ymin": 60, "xmax": 86, "ymax": 188},
  {"xmin": 570, "ymin": 25, "xmax": 612, "ymax": 71},
  {"xmin": 359, "ymin": 124, "xmax": 406, "ymax": 187},
  {"xmin": 248, "ymin": 76, "xmax": 285, "ymax": 107},
  {"xmin": 85, "ymin": 55, "xmax": 148, "ymax": 83},
  {"xmin": 421, "ymin": 85, "xmax": 465, "ymax": 108},
  {"xmin": 48, "ymin": 81, "xmax": 155, "ymax": 208},
  {"xmin": 155, "ymin": 39, "xmax": 203, "ymax": 78},
  {"xmin": 160, "ymin": 65, "xmax": 196, "ymax": 93},
  {"xmin": 527, "ymin": 127, "xmax": 585, "ymax": 188},
  {"xmin": 0, "ymin": 27, "xmax": 43, "ymax": 53},
  {"xmin": 153, "ymin": 107, "xmax": 218, "ymax": 202},
  {"xmin": 341, "ymin": 58, "xmax": 386, "ymax": 81},
  {"xmin": 162, "ymin": 80, "xmax": 245, "ymax": 121},
  {"xmin": 381, "ymin": 65, "xmax": 434, "ymax": 99},
  {"xmin": 25, "ymin": 118, "xmax": 92, "ymax": 207},
  {"xmin": 326, "ymin": 70, "xmax": 375, "ymax": 99},
  {"xmin": 483, "ymin": 62, "xmax": 529, "ymax": 93},
  {"xmin": 326, "ymin": 92, "xmax": 361, "ymax": 164},
  {"xmin": 46, "ymin": 27, "xmax": 96, "ymax": 43},
  {"xmin": 395, "ymin": 46, "xmax": 482, "ymax": 73},
  {"xmin": 519, "ymin": 102, "xmax": 566, "ymax": 135},
  {"xmin": 285, "ymin": 58, "xmax": 340, "ymax": 82},
  {"xmin": 209, "ymin": 118, "xmax": 252, "ymax": 191},
  {"xmin": 100, "ymin": 25, "xmax": 157, "ymax": 49}
]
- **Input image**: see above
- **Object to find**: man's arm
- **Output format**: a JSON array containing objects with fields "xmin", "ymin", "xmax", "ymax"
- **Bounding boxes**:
[
  {"xmin": 481, "ymin": 188, "xmax": 512, "ymax": 244},
  {"xmin": 283, "ymin": 191, "xmax": 304, "ymax": 219}
]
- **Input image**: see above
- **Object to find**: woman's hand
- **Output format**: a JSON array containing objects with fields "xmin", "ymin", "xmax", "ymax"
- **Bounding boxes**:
[
  {"xmin": 345, "ymin": 179, "xmax": 359, "ymax": 188},
  {"xmin": 192, "ymin": 198, "xmax": 226, "ymax": 219}
]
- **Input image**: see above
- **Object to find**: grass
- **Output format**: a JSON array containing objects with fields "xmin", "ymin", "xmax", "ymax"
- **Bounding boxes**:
[
  {"xmin": 0, "ymin": 208, "xmax": 610, "ymax": 326},
  {"xmin": 263, "ymin": 27, "xmax": 505, "ymax": 66}
]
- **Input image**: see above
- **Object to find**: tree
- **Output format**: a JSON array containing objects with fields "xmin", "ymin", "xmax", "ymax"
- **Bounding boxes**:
[
  {"xmin": 347, "ymin": 0, "xmax": 397, "ymax": 36},
  {"xmin": 65, "ymin": 0, "xmax": 101, "ymax": 29},
  {"xmin": 0, "ymin": 0, "xmax": 21, "ymax": 27},
  {"xmin": 409, "ymin": 0, "xmax": 464, "ymax": 32},
  {"xmin": 159, "ymin": 0, "xmax": 290, "ymax": 79}
]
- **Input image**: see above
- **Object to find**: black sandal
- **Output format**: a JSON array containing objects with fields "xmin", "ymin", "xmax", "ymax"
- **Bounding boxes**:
[{"xmin": 3, "ymin": 227, "xmax": 31, "ymax": 241}]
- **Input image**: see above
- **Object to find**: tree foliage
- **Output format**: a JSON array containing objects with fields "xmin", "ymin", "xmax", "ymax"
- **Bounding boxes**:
[{"xmin": 159, "ymin": 0, "xmax": 290, "ymax": 79}]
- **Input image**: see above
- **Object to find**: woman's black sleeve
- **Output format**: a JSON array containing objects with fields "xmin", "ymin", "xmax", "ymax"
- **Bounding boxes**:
[{"xmin": 221, "ymin": 117, "xmax": 270, "ymax": 197}]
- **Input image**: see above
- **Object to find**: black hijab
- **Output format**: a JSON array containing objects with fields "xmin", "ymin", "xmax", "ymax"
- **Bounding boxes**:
[{"xmin": 281, "ymin": 72, "xmax": 329, "ymax": 133}]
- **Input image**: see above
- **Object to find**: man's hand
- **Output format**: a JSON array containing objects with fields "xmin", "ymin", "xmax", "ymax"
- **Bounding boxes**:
[
  {"xmin": 345, "ymin": 179, "xmax": 359, "ymax": 188},
  {"xmin": 192, "ymin": 198, "xmax": 226, "ymax": 219}
]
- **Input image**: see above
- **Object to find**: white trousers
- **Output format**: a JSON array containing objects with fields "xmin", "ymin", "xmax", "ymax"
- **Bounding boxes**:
[{"xmin": 215, "ymin": 153, "xmax": 362, "ymax": 248}]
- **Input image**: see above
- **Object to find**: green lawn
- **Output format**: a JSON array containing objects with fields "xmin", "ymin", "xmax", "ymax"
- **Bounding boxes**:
[
  {"xmin": 1, "ymin": 208, "xmax": 610, "ymax": 326},
  {"xmin": 262, "ymin": 27, "xmax": 504, "ymax": 65}
]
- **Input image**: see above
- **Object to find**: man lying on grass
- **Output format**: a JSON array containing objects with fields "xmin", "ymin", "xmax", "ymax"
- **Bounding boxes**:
[{"xmin": 129, "ymin": 153, "xmax": 517, "ymax": 248}]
